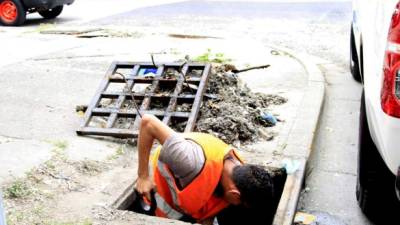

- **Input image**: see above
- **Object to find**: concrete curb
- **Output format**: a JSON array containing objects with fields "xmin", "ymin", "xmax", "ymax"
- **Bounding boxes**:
[{"xmin": 266, "ymin": 46, "xmax": 326, "ymax": 225}]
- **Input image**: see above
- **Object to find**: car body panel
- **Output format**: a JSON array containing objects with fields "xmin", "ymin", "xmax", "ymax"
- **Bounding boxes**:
[
  {"xmin": 22, "ymin": 0, "xmax": 74, "ymax": 10},
  {"xmin": 353, "ymin": 0, "xmax": 400, "ymax": 175}
]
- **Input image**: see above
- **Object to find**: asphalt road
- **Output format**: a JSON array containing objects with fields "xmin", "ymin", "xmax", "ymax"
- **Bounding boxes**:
[
  {"xmin": 89, "ymin": 1, "xmax": 369, "ymax": 224},
  {"xmin": 92, "ymin": 0, "xmax": 350, "ymax": 66}
]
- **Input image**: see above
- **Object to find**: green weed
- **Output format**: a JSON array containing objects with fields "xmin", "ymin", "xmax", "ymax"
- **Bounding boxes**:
[
  {"xmin": 5, "ymin": 180, "xmax": 31, "ymax": 198},
  {"xmin": 194, "ymin": 49, "xmax": 231, "ymax": 63},
  {"xmin": 52, "ymin": 140, "xmax": 68, "ymax": 151}
]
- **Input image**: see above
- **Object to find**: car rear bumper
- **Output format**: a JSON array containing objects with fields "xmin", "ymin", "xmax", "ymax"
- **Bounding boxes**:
[
  {"xmin": 366, "ymin": 96, "xmax": 400, "ymax": 175},
  {"xmin": 23, "ymin": 0, "xmax": 74, "ymax": 10}
]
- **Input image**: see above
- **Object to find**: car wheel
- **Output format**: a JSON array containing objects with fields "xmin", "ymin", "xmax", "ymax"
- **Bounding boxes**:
[
  {"xmin": 350, "ymin": 25, "xmax": 362, "ymax": 82},
  {"xmin": 356, "ymin": 90, "xmax": 400, "ymax": 223},
  {"xmin": 0, "ymin": 0, "xmax": 26, "ymax": 26},
  {"xmin": 38, "ymin": 5, "xmax": 63, "ymax": 19}
]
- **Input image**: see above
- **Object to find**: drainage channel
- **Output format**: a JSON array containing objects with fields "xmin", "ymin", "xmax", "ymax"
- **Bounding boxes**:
[{"xmin": 111, "ymin": 167, "xmax": 290, "ymax": 225}]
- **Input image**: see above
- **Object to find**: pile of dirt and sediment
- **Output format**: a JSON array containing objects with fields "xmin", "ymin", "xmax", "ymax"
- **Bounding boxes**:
[{"xmin": 195, "ymin": 64, "xmax": 287, "ymax": 144}]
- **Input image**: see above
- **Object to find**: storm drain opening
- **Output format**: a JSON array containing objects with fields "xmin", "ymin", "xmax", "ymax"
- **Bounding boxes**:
[
  {"xmin": 113, "ymin": 182, "xmax": 157, "ymax": 217},
  {"xmin": 112, "ymin": 167, "xmax": 287, "ymax": 225},
  {"xmin": 77, "ymin": 62, "xmax": 211, "ymax": 138}
]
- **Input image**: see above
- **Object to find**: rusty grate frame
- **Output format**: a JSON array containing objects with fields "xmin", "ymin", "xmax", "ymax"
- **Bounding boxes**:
[{"xmin": 76, "ymin": 61, "xmax": 211, "ymax": 138}]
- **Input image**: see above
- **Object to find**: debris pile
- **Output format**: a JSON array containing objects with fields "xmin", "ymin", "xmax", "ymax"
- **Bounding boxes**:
[
  {"xmin": 195, "ymin": 65, "xmax": 287, "ymax": 144},
  {"xmin": 77, "ymin": 63, "xmax": 286, "ymax": 143}
]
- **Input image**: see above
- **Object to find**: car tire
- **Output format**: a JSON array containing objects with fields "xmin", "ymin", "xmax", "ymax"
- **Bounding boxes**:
[
  {"xmin": 350, "ymin": 25, "xmax": 362, "ymax": 82},
  {"xmin": 38, "ymin": 5, "xmax": 63, "ymax": 19},
  {"xmin": 356, "ymin": 90, "xmax": 400, "ymax": 223},
  {"xmin": 0, "ymin": 0, "xmax": 26, "ymax": 26}
]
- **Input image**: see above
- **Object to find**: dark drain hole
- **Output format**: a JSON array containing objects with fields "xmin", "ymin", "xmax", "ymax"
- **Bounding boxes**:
[{"xmin": 114, "ymin": 167, "xmax": 287, "ymax": 225}]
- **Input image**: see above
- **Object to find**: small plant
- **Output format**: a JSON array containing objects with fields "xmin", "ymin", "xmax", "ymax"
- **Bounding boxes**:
[
  {"xmin": 49, "ymin": 140, "xmax": 68, "ymax": 157},
  {"xmin": 195, "ymin": 49, "xmax": 212, "ymax": 62},
  {"xmin": 116, "ymin": 146, "xmax": 125, "ymax": 156},
  {"xmin": 108, "ymin": 145, "xmax": 125, "ymax": 160},
  {"xmin": 194, "ymin": 49, "xmax": 231, "ymax": 63},
  {"xmin": 5, "ymin": 180, "xmax": 31, "ymax": 198}
]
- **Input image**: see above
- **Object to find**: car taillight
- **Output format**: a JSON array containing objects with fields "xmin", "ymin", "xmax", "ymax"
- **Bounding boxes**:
[{"xmin": 382, "ymin": 3, "xmax": 400, "ymax": 118}]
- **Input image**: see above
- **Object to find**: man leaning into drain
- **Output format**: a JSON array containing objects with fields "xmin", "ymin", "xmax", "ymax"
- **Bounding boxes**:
[{"xmin": 135, "ymin": 114, "xmax": 275, "ymax": 224}]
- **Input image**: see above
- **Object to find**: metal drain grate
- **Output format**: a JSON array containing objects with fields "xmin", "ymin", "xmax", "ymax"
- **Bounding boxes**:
[{"xmin": 76, "ymin": 61, "xmax": 211, "ymax": 138}]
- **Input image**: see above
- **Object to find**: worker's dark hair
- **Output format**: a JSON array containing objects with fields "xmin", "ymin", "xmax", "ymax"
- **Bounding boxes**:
[{"xmin": 232, "ymin": 164, "xmax": 275, "ymax": 209}]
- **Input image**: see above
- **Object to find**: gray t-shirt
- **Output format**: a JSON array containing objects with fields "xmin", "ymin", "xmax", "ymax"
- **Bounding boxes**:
[{"xmin": 159, "ymin": 132, "xmax": 205, "ymax": 188}]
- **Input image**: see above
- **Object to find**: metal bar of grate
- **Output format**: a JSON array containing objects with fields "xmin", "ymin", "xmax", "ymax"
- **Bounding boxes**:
[
  {"xmin": 76, "ymin": 61, "xmax": 211, "ymax": 138},
  {"xmin": 162, "ymin": 64, "xmax": 189, "ymax": 125},
  {"xmin": 106, "ymin": 65, "xmax": 140, "ymax": 128},
  {"xmin": 185, "ymin": 63, "xmax": 211, "ymax": 132}
]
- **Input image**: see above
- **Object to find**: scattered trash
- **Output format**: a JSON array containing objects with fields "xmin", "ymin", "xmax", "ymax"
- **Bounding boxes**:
[
  {"xmin": 271, "ymin": 50, "xmax": 280, "ymax": 56},
  {"xmin": 260, "ymin": 112, "xmax": 278, "ymax": 126},
  {"xmin": 282, "ymin": 158, "xmax": 300, "ymax": 174},
  {"xmin": 258, "ymin": 128, "xmax": 275, "ymax": 141},
  {"xmin": 138, "ymin": 68, "xmax": 158, "ymax": 76},
  {"xmin": 75, "ymin": 105, "xmax": 88, "ymax": 113},
  {"xmin": 294, "ymin": 212, "xmax": 317, "ymax": 225},
  {"xmin": 231, "ymin": 64, "xmax": 271, "ymax": 74},
  {"xmin": 294, "ymin": 211, "xmax": 347, "ymax": 225}
]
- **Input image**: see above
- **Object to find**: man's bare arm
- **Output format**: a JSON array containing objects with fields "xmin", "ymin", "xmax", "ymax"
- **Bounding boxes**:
[{"xmin": 136, "ymin": 114, "xmax": 174, "ymax": 200}]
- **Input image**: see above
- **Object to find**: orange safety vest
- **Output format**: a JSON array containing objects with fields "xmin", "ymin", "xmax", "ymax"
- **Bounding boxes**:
[{"xmin": 150, "ymin": 132, "xmax": 243, "ymax": 221}]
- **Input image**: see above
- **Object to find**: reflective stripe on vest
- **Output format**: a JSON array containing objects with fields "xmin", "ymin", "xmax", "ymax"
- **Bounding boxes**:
[
  {"xmin": 154, "ymin": 192, "xmax": 184, "ymax": 220},
  {"xmin": 157, "ymin": 161, "xmax": 180, "ymax": 208}
]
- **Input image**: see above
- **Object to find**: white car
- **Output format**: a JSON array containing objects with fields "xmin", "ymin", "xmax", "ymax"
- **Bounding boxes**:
[{"xmin": 351, "ymin": 0, "xmax": 400, "ymax": 221}]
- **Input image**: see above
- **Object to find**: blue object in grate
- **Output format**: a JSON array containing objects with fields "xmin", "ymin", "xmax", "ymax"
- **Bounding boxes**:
[{"xmin": 138, "ymin": 68, "xmax": 158, "ymax": 76}]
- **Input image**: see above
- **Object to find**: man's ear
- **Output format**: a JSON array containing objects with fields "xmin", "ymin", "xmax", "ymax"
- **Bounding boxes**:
[{"xmin": 226, "ymin": 189, "xmax": 241, "ymax": 205}]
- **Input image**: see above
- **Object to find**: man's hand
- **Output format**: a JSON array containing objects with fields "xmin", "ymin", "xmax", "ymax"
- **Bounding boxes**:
[
  {"xmin": 136, "ymin": 176, "xmax": 155, "ymax": 201},
  {"xmin": 137, "ymin": 115, "xmax": 173, "ymax": 200}
]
